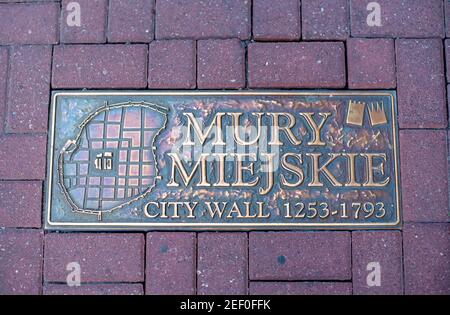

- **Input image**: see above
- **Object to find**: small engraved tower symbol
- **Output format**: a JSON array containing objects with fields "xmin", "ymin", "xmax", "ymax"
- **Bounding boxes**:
[
  {"xmin": 94, "ymin": 152, "xmax": 113, "ymax": 170},
  {"xmin": 368, "ymin": 102, "xmax": 387, "ymax": 126},
  {"xmin": 346, "ymin": 100, "xmax": 365, "ymax": 126}
]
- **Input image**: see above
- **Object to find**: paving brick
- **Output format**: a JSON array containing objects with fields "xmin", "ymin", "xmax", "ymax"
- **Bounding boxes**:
[
  {"xmin": 352, "ymin": 231, "xmax": 403, "ymax": 295},
  {"xmin": 44, "ymin": 233, "xmax": 145, "ymax": 282},
  {"xmin": 6, "ymin": 45, "xmax": 52, "ymax": 133},
  {"xmin": 107, "ymin": 0, "xmax": 154, "ymax": 43},
  {"xmin": 52, "ymin": 44, "xmax": 148, "ymax": 88},
  {"xmin": 400, "ymin": 130, "xmax": 448, "ymax": 223},
  {"xmin": 448, "ymin": 86, "xmax": 450, "ymax": 125},
  {"xmin": 198, "ymin": 39, "xmax": 245, "ymax": 89},
  {"xmin": 146, "ymin": 232, "xmax": 196, "ymax": 295},
  {"xmin": 0, "ymin": 134, "xmax": 47, "ymax": 180},
  {"xmin": 446, "ymin": 0, "xmax": 450, "ymax": 37},
  {"xmin": 0, "ymin": 229, "xmax": 43, "ymax": 294},
  {"xmin": 248, "ymin": 42, "xmax": 346, "ymax": 88},
  {"xmin": 148, "ymin": 40, "xmax": 196, "ymax": 89},
  {"xmin": 347, "ymin": 38, "xmax": 396, "ymax": 89},
  {"xmin": 350, "ymin": 0, "xmax": 444, "ymax": 38},
  {"xmin": 396, "ymin": 39, "xmax": 447, "ymax": 128},
  {"xmin": 446, "ymin": 40, "xmax": 450, "ymax": 83},
  {"xmin": 249, "ymin": 232, "xmax": 351, "ymax": 280},
  {"xmin": 60, "ymin": 0, "xmax": 107, "ymax": 43},
  {"xmin": 404, "ymin": 223, "xmax": 450, "ymax": 295},
  {"xmin": 155, "ymin": 0, "xmax": 251, "ymax": 40},
  {"xmin": 0, "ymin": 181, "xmax": 42, "ymax": 228},
  {"xmin": 197, "ymin": 232, "xmax": 247, "ymax": 295},
  {"xmin": 0, "ymin": 3, "xmax": 59, "ymax": 44},
  {"xmin": 302, "ymin": 0, "xmax": 349, "ymax": 40},
  {"xmin": 0, "ymin": 0, "xmax": 58, "ymax": 2},
  {"xmin": 249, "ymin": 282, "xmax": 352, "ymax": 295},
  {"xmin": 43, "ymin": 283, "xmax": 144, "ymax": 295},
  {"xmin": 252, "ymin": 0, "xmax": 300, "ymax": 41},
  {"xmin": 0, "ymin": 47, "xmax": 7, "ymax": 132}
]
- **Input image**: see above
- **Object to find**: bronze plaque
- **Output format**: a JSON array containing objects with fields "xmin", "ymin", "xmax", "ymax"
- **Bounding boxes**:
[{"xmin": 45, "ymin": 91, "xmax": 401, "ymax": 230}]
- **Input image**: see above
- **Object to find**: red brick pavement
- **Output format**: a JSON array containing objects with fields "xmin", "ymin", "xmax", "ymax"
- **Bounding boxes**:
[{"xmin": 0, "ymin": 0, "xmax": 449, "ymax": 295}]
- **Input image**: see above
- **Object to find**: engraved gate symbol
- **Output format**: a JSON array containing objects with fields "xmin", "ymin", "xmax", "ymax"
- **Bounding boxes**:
[{"xmin": 57, "ymin": 102, "xmax": 169, "ymax": 220}]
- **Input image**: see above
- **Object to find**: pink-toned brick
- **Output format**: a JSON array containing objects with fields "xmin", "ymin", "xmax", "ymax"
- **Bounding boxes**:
[
  {"xmin": 52, "ymin": 44, "xmax": 148, "ymax": 88},
  {"xmin": 155, "ymin": 0, "xmax": 251, "ymax": 40},
  {"xmin": 0, "ymin": 134, "xmax": 47, "ymax": 180},
  {"xmin": 250, "ymin": 282, "xmax": 352, "ymax": 295},
  {"xmin": 0, "ymin": 3, "xmax": 59, "ymax": 44},
  {"xmin": 352, "ymin": 231, "xmax": 403, "ymax": 295},
  {"xmin": 249, "ymin": 232, "xmax": 351, "ymax": 280},
  {"xmin": 198, "ymin": 39, "xmax": 245, "ymax": 89},
  {"xmin": 396, "ymin": 39, "xmax": 447, "ymax": 128},
  {"xmin": 0, "ymin": 229, "xmax": 43, "ymax": 294},
  {"xmin": 146, "ymin": 232, "xmax": 196, "ymax": 295},
  {"xmin": 6, "ymin": 45, "xmax": 52, "ymax": 133},
  {"xmin": 44, "ymin": 233, "xmax": 145, "ymax": 282},
  {"xmin": 107, "ymin": 0, "xmax": 154, "ymax": 43},
  {"xmin": 148, "ymin": 40, "xmax": 196, "ymax": 89},
  {"xmin": 248, "ymin": 42, "xmax": 346, "ymax": 88},
  {"xmin": 0, "ymin": 47, "xmax": 7, "ymax": 132},
  {"xmin": 197, "ymin": 233, "xmax": 247, "ymax": 295},
  {"xmin": 0, "ymin": 181, "xmax": 42, "ymax": 228},
  {"xmin": 60, "ymin": 0, "xmax": 107, "ymax": 43},
  {"xmin": 347, "ymin": 38, "xmax": 396, "ymax": 89},
  {"xmin": 400, "ymin": 130, "xmax": 448, "ymax": 223},
  {"xmin": 350, "ymin": 0, "xmax": 444, "ymax": 38},
  {"xmin": 404, "ymin": 223, "xmax": 450, "ymax": 295},
  {"xmin": 252, "ymin": 0, "xmax": 300, "ymax": 41},
  {"xmin": 302, "ymin": 0, "xmax": 349, "ymax": 40},
  {"xmin": 44, "ymin": 283, "xmax": 144, "ymax": 295}
]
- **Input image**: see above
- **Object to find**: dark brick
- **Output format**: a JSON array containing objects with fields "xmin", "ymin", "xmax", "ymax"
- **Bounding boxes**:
[
  {"xmin": 198, "ymin": 39, "xmax": 245, "ymax": 89},
  {"xmin": 404, "ymin": 223, "xmax": 450, "ymax": 295},
  {"xmin": 44, "ymin": 283, "xmax": 144, "ymax": 295},
  {"xmin": 396, "ymin": 39, "xmax": 447, "ymax": 128},
  {"xmin": 249, "ymin": 282, "xmax": 352, "ymax": 295},
  {"xmin": 0, "ymin": 47, "xmax": 7, "ymax": 132},
  {"xmin": 350, "ymin": 0, "xmax": 444, "ymax": 38},
  {"xmin": 249, "ymin": 232, "xmax": 351, "ymax": 280},
  {"xmin": 52, "ymin": 44, "xmax": 148, "ymax": 88},
  {"xmin": 347, "ymin": 38, "xmax": 396, "ymax": 89},
  {"xmin": 253, "ymin": 0, "xmax": 300, "ymax": 41},
  {"xmin": 6, "ymin": 45, "xmax": 52, "ymax": 133},
  {"xmin": 0, "ymin": 229, "xmax": 43, "ymax": 294},
  {"xmin": 44, "ymin": 233, "xmax": 145, "ymax": 282},
  {"xmin": 400, "ymin": 130, "xmax": 448, "ymax": 222},
  {"xmin": 352, "ymin": 231, "xmax": 403, "ymax": 295},
  {"xmin": 0, "ymin": 3, "xmax": 59, "ymax": 44},
  {"xmin": 146, "ymin": 232, "xmax": 196, "ymax": 295},
  {"xmin": 197, "ymin": 232, "xmax": 247, "ymax": 295},
  {"xmin": 107, "ymin": 0, "xmax": 154, "ymax": 43},
  {"xmin": 302, "ymin": 0, "xmax": 349, "ymax": 40},
  {"xmin": 0, "ymin": 181, "xmax": 42, "ymax": 228},
  {"xmin": 148, "ymin": 40, "xmax": 196, "ymax": 89},
  {"xmin": 60, "ymin": 0, "xmax": 107, "ymax": 43},
  {"xmin": 248, "ymin": 42, "xmax": 346, "ymax": 88},
  {"xmin": 155, "ymin": 0, "xmax": 251, "ymax": 40},
  {"xmin": 0, "ymin": 134, "xmax": 47, "ymax": 180}
]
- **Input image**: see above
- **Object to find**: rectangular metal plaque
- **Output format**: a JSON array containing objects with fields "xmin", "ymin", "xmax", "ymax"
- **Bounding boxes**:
[{"xmin": 45, "ymin": 91, "xmax": 401, "ymax": 230}]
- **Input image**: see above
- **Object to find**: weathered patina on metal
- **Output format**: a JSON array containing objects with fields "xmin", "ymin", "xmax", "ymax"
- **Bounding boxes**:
[{"xmin": 45, "ymin": 91, "xmax": 401, "ymax": 230}]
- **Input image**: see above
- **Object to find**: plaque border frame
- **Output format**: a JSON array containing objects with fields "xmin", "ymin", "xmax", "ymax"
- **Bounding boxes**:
[{"xmin": 45, "ymin": 90, "xmax": 401, "ymax": 231}]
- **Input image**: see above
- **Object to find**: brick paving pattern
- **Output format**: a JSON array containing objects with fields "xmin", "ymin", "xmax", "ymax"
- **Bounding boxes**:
[{"xmin": 0, "ymin": 0, "xmax": 449, "ymax": 295}]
